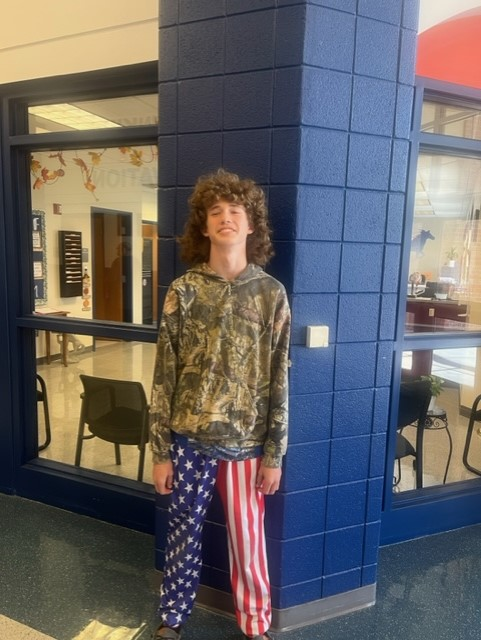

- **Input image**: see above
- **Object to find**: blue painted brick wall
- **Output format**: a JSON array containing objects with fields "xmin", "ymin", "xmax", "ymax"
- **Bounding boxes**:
[
  {"xmin": 157, "ymin": 0, "xmax": 419, "ymax": 614},
  {"xmin": 294, "ymin": 0, "xmax": 418, "ymax": 601}
]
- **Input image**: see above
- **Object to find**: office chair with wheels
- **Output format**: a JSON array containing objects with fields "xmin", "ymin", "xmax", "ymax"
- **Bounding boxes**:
[
  {"xmin": 394, "ymin": 378, "xmax": 432, "ymax": 489},
  {"xmin": 37, "ymin": 374, "xmax": 52, "ymax": 451},
  {"xmin": 75, "ymin": 374, "xmax": 149, "ymax": 481},
  {"xmin": 462, "ymin": 394, "xmax": 481, "ymax": 476}
]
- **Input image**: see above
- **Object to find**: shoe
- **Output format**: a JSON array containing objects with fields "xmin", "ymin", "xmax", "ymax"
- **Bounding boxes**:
[{"xmin": 154, "ymin": 625, "xmax": 182, "ymax": 639}]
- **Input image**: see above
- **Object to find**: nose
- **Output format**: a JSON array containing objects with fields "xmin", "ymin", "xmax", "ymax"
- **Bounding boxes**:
[{"xmin": 219, "ymin": 206, "xmax": 232, "ymax": 223}]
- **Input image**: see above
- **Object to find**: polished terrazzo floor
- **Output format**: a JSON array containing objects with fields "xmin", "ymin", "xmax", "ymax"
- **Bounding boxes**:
[{"xmin": 2, "ymin": 492, "xmax": 481, "ymax": 640}]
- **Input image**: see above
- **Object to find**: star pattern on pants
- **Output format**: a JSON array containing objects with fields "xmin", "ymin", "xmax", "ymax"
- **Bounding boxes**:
[{"xmin": 159, "ymin": 440, "xmax": 219, "ymax": 627}]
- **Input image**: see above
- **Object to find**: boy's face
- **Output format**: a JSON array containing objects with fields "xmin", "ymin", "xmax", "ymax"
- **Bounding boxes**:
[{"xmin": 203, "ymin": 199, "xmax": 253, "ymax": 249}]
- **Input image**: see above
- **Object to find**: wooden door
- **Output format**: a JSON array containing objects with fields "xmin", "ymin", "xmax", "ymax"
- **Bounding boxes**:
[{"xmin": 91, "ymin": 208, "xmax": 132, "ymax": 322}]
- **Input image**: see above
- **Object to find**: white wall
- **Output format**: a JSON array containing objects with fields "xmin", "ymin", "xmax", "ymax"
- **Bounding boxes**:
[{"xmin": 0, "ymin": 0, "xmax": 158, "ymax": 83}]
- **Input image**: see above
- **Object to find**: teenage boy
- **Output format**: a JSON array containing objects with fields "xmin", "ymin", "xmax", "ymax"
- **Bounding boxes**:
[{"xmin": 150, "ymin": 169, "xmax": 291, "ymax": 640}]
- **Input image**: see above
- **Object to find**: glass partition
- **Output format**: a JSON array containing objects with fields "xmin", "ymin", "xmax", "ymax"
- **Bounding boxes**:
[
  {"xmin": 36, "ymin": 335, "xmax": 156, "ymax": 483},
  {"xmin": 393, "ymin": 346, "xmax": 481, "ymax": 492},
  {"xmin": 406, "ymin": 152, "xmax": 481, "ymax": 334},
  {"xmin": 421, "ymin": 100, "xmax": 481, "ymax": 141},
  {"xmin": 27, "ymin": 93, "xmax": 160, "ymax": 484},
  {"xmin": 31, "ymin": 144, "xmax": 158, "ymax": 328}
]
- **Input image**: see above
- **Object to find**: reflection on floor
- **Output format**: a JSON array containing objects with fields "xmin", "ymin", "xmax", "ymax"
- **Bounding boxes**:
[
  {"xmin": 3, "ymin": 492, "xmax": 481, "ymax": 640},
  {"xmin": 37, "ymin": 339, "xmax": 157, "ymax": 485},
  {"xmin": 395, "ymin": 383, "xmax": 481, "ymax": 492}
]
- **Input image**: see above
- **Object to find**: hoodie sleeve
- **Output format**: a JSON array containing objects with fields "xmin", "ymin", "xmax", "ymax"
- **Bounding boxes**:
[
  {"xmin": 149, "ymin": 285, "xmax": 180, "ymax": 464},
  {"xmin": 263, "ymin": 287, "xmax": 291, "ymax": 468}
]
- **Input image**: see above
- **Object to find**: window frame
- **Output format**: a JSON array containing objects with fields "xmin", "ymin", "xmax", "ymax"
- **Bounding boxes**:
[
  {"xmin": 382, "ymin": 76, "xmax": 481, "ymax": 541},
  {"xmin": 3, "ymin": 63, "xmax": 159, "ymax": 338},
  {"xmin": 0, "ymin": 63, "xmax": 160, "ymax": 531},
  {"xmin": 400, "ymin": 78, "xmax": 481, "ymax": 347}
]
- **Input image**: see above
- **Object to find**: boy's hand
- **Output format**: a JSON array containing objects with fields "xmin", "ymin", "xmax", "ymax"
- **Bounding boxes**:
[
  {"xmin": 256, "ymin": 464, "xmax": 282, "ymax": 495},
  {"xmin": 153, "ymin": 461, "xmax": 174, "ymax": 495}
]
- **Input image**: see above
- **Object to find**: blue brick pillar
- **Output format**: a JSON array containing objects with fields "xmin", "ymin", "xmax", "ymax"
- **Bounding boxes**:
[{"xmin": 156, "ymin": 0, "xmax": 419, "ymax": 630}]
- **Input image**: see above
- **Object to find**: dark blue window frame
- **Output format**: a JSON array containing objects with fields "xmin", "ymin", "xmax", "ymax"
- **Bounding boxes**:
[
  {"xmin": 0, "ymin": 63, "xmax": 159, "ymax": 534},
  {"xmin": 381, "ymin": 76, "xmax": 481, "ymax": 544}
]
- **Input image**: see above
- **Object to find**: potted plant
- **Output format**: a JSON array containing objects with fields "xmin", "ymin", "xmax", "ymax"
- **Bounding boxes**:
[
  {"xmin": 445, "ymin": 247, "xmax": 459, "ymax": 267},
  {"xmin": 420, "ymin": 374, "xmax": 445, "ymax": 411}
]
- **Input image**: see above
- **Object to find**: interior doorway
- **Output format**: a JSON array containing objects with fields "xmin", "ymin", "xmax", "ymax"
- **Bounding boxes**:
[{"xmin": 91, "ymin": 208, "xmax": 133, "ymax": 323}]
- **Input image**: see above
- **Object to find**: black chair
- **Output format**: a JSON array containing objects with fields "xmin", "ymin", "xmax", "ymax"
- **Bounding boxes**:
[
  {"xmin": 37, "ymin": 374, "xmax": 52, "ymax": 451},
  {"xmin": 394, "ymin": 379, "xmax": 432, "ymax": 489},
  {"xmin": 462, "ymin": 394, "xmax": 481, "ymax": 476},
  {"xmin": 75, "ymin": 374, "xmax": 149, "ymax": 481}
]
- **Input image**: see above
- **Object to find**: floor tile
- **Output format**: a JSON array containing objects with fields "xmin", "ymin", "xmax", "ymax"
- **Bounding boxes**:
[{"xmin": 3, "ymin": 493, "xmax": 481, "ymax": 639}]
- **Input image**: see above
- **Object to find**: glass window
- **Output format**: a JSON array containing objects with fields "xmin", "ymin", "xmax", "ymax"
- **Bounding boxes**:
[
  {"xmin": 28, "ymin": 95, "xmax": 158, "ymax": 133},
  {"xmin": 406, "ymin": 152, "xmax": 481, "ymax": 333},
  {"xmin": 36, "ymin": 335, "xmax": 156, "ymax": 483},
  {"xmin": 421, "ymin": 100, "xmax": 481, "ymax": 141},
  {"xmin": 393, "ymin": 346, "xmax": 481, "ymax": 492},
  {"xmin": 31, "ymin": 143, "xmax": 158, "ymax": 325}
]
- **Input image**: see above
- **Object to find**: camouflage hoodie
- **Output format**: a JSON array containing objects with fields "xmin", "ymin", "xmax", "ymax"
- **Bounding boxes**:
[{"xmin": 149, "ymin": 263, "xmax": 291, "ymax": 468}]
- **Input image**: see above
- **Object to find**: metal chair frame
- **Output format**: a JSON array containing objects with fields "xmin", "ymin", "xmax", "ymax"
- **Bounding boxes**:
[
  {"xmin": 75, "ymin": 374, "xmax": 149, "ymax": 481},
  {"xmin": 37, "ymin": 373, "xmax": 52, "ymax": 451},
  {"xmin": 462, "ymin": 394, "xmax": 481, "ymax": 477}
]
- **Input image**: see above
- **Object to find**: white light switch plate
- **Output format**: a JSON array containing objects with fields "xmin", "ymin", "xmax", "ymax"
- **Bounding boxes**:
[{"xmin": 306, "ymin": 325, "xmax": 329, "ymax": 348}]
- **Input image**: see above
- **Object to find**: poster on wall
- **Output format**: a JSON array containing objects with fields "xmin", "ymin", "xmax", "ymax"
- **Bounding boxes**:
[{"xmin": 32, "ymin": 210, "xmax": 47, "ymax": 306}]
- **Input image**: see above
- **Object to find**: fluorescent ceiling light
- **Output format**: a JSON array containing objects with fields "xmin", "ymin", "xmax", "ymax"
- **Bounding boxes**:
[{"xmin": 29, "ymin": 103, "xmax": 122, "ymax": 130}]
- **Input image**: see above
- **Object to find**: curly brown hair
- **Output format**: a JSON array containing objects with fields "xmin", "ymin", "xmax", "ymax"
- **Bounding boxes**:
[{"xmin": 178, "ymin": 168, "xmax": 274, "ymax": 266}]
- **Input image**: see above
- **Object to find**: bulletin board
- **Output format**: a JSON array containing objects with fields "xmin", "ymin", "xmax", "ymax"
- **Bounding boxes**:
[{"xmin": 32, "ymin": 210, "xmax": 47, "ymax": 306}]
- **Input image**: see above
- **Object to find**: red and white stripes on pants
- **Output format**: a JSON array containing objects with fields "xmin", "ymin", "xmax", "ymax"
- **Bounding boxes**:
[
  {"xmin": 159, "ymin": 438, "xmax": 271, "ymax": 637},
  {"xmin": 217, "ymin": 456, "xmax": 271, "ymax": 636}
]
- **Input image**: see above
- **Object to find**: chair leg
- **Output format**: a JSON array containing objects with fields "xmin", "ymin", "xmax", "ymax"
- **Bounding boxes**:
[
  {"xmin": 442, "ymin": 425, "xmax": 453, "ymax": 484},
  {"xmin": 393, "ymin": 459, "xmax": 402, "ymax": 487},
  {"xmin": 37, "ymin": 376, "xmax": 52, "ymax": 452},
  {"xmin": 137, "ymin": 418, "xmax": 149, "ymax": 482},
  {"xmin": 114, "ymin": 443, "xmax": 122, "ymax": 465},
  {"xmin": 75, "ymin": 414, "xmax": 87, "ymax": 466},
  {"xmin": 137, "ymin": 444, "xmax": 146, "ymax": 482},
  {"xmin": 462, "ymin": 415, "xmax": 481, "ymax": 476}
]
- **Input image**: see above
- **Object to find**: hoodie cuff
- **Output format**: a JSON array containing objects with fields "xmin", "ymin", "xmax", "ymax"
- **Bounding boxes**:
[
  {"xmin": 151, "ymin": 448, "xmax": 172, "ymax": 465},
  {"xmin": 262, "ymin": 452, "xmax": 283, "ymax": 468}
]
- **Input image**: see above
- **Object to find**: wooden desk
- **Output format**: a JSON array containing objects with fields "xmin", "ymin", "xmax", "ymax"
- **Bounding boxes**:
[
  {"xmin": 406, "ymin": 298, "xmax": 468, "ymax": 333},
  {"xmin": 35, "ymin": 310, "xmax": 70, "ymax": 367},
  {"xmin": 405, "ymin": 298, "xmax": 468, "ymax": 377}
]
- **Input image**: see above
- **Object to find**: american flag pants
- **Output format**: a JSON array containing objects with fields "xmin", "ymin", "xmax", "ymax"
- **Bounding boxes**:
[{"xmin": 159, "ymin": 437, "xmax": 271, "ymax": 636}]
